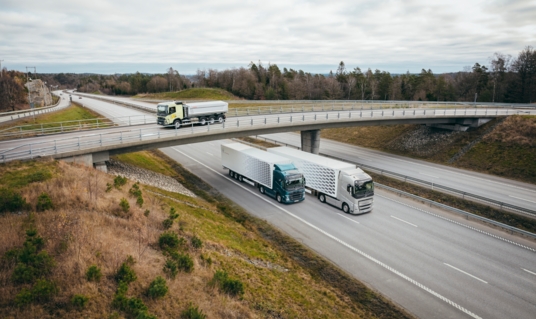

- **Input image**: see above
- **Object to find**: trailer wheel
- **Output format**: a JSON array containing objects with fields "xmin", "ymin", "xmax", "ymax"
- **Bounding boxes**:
[
  {"xmin": 276, "ymin": 194, "xmax": 283, "ymax": 203},
  {"xmin": 238, "ymin": 175, "xmax": 244, "ymax": 182},
  {"xmin": 259, "ymin": 186, "xmax": 265, "ymax": 194},
  {"xmin": 218, "ymin": 115, "xmax": 224, "ymax": 123},
  {"xmin": 200, "ymin": 118, "xmax": 207, "ymax": 125},
  {"xmin": 318, "ymin": 193, "xmax": 326, "ymax": 203},
  {"xmin": 229, "ymin": 170, "xmax": 233, "ymax": 177},
  {"xmin": 174, "ymin": 120, "xmax": 181, "ymax": 129},
  {"xmin": 342, "ymin": 203, "xmax": 350, "ymax": 214},
  {"xmin": 209, "ymin": 117, "xmax": 215, "ymax": 125}
]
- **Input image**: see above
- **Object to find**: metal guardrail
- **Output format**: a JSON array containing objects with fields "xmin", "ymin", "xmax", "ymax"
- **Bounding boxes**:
[
  {"xmin": 0, "ymin": 114, "xmax": 156, "ymax": 139},
  {"xmin": 0, "ymin": 93, "xmax": 64, "ymax": 119},
  {"xmin": 375, "ymin": 183, "xmax": 536, "ymax": 240},
  {"xmin": 253, "ymin": 136, "xmax": 536, "ymax": 217}
]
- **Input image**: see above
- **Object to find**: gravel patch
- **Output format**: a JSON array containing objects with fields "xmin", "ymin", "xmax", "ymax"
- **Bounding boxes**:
[
  {"xmin": 388, "ymin": 125, "xmax": 462, "ymax": 157},
  {"xmin": 107, "ymin": 159, "xmax": 196, "ymax": 197}
]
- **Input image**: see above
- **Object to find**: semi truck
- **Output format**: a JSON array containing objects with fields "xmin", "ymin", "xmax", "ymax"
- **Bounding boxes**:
[
  {"xmin": 267, "ymin": 147, "xmax": 374, "ymax": 214},
  {"xmin": 157, "ymin": 100, "xmax": 228, "ymax": 128},
  {"xmin": 221, "ymin": 143, "xmax": 305, "ymax": 204}
]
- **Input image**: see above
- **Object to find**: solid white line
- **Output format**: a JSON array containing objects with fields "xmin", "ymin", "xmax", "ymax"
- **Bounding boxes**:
[
  {"xmin": 522, "ymin": 268, "xmax": 536, "ymax": 276},
  {"xmin": 444, "ymin": 263, "xmax": 488, "ymax": 284},
  {"xmin": 509, "ymin": 195, "xmax": 536, "ymax": 204},
  {"xmin": 206, "ymin": 152, "xmax": 213, "ymax": 156},
  {"xmin": 391, "ymin": 215, "xmax": 418, "ymax": 227},
  {"xmin": 337, "ymin": 213, "xmax": 360, "ymax": 224},
  {"xmin": 420, "ymin": 172, "xmax": 439, "ymax": 178},
  {"xmin": 172, "ymin": 147, "xmax": 482, "ymax": 319}
]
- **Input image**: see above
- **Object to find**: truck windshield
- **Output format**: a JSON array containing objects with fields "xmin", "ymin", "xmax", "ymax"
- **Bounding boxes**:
[
  {"xmin": 352, "ymin": 180, "xmax": 374, "ymax": 199},
  {"xmin": 157, "ymin": 105, "xmax": 168, "ymax": 116},
  {"xmin": 285, "ymin": 176, "xmax": 304, "ymax": 190}
]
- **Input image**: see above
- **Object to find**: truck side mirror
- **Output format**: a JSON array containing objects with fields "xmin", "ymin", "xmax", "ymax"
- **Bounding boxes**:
[{"xmin": 347, "ymin": 185, "xmax": 353, "ymax": 193}]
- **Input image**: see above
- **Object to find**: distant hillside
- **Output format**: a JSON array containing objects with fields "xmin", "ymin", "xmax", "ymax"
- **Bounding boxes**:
[
  {"xmin": 134, "ymin": 88, "xmax": 238, "ymax": 101},
  {"xmin": 321, "ymin": 115, "xmax": 536, "ymax": 184}
]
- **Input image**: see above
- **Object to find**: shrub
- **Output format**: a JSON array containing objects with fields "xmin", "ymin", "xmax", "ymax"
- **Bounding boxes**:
[
  {"xmin": 210, "ymin": 270, "xmax": 244, "ymax": 297},
  {"xmin": 191, "ymin": 235, "xmax": 202, "ymax": 249},
  {"xmin": 31, "ymin": 279, "xmax": 58, "ymax": 302},
  {"xmin": 181, "ymin": 303, "xmax": 207, "ymax": 319},
  {"xmin": 129, "ymin": 183, "xmax": 142, "ymax": 197},
  {"xmin": 168, "ymin": 207, "xmax": 179, "ymax": 219},
  {"xmin": 0, "ymin": 188, "xmax": 29, "ymax": 213},
  {"xmin": 86, "ymin": 265, "xmax": 102, "ymax": 282},
  {"xmin": 119, "ymin": 198, "xmax": 130, "ymax": 213},
  {"xmin": 136, "ymin": 196, "xmax": 144, "ymax": 207},
  {"xmin": 163, "ymin": 259, "xmax": 178, "ymax": 279},
  {"xmin": 36, "ymin": 193, "xmax": 54, "ymax": 211},
  {"xmin": 114, "ymin": 175, "xmax": 127, "ymax": 189},
  {"xmin": 144, "ymin": 209, "xmax": 150, "ymax": 217},
  {"xmin": 11, "ymin": 229, "xmax": 55, "ymax": 284},
  {"xmin": 106, "ymin": 183, "xmax": 113, "ymax": 192},
  {"xmin": 71, "ymin": 294, "xmax": 89, "ymax": 309},
  {"xmin": 158, "ymin": 232, "xmax": 179, "ymax": 251},
  {"xmin": 147, "ymin": 276, "xmax": 168, "ymax": 299},
  {"xmin": 200, "ymin": 254, "xmax": 212, "ymax": 266},
  {"xmin": 115, "ymin": 262, "xmax": 137, "ymax": 284},
  {"xmin": 162, "ymin": 219, "xmax": 173, "ymax": 230},
  {"xmin": 175, "ymin": 253, "xmax": 194, "ymax": 273},
  {"xmin": 14, "ymin": 288, "xmax": 33, "ymax": 307},
  {"xmin": 126, "ymin": 297, "xmax": 147, "ymax": 316}
]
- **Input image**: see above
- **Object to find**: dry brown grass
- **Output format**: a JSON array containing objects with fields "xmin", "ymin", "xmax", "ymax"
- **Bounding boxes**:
[{"xmin": 484, "ymin": 115, "xmax": 536, "ymax": 146}]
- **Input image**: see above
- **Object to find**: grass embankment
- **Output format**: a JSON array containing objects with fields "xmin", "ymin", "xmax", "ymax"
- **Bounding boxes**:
[
  {"xmin": 0, "ymin": 103, "xmax": 110, "ymax": 139},
  {"xmin": 134, "ymin": 88, "xmax": 238, "ymax": 101},
  {"xmin": 321, "ymin": 115, "xmax": 536, "ymax": 185},
  {"xmin": 238, "ymin": 136, "xmax": 536, "ymax": 234},
  {"xmin": 0, "ymin": 154, "xmax": 412, "ymax": 319}
]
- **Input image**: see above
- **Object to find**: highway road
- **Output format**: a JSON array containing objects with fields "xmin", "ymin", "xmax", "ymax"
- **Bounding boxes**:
[
  {"xmin": 161, "ymin": 140, "xmax": 536, "ymax": 319},
  {"xmin": 2, "ymin": 93, "xmax": 535, "ymax": 318},
  {"xmin": 0, "ymin": 90, "xmax": 71, "ymax": 124},
  {"xmin": 258, "ymin": 132, "xmax": 536, "ymax": 213}
]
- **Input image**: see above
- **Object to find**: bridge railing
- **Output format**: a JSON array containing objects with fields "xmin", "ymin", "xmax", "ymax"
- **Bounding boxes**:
[{"xmin": 2, "ymin": 107, "xmax": 530, "ymax": 164}]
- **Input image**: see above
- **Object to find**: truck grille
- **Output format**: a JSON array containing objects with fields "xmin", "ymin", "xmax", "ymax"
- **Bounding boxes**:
[
  {"xmin": 157, "ymin": 118, "xmax": 165, "ymax": 125},
  {"xmin": 359, "ymin": 198, "xmax": 373, "ymax": 212},
  {"xmin": 290, "ymin": 192, "xmax": 303, "ymax": 201}
]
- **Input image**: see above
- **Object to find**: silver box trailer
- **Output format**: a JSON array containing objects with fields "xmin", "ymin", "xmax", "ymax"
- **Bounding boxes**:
[
  {"xmin": 221, "ymin": 143, "xmax": 305, "ymax": 204},
  {"xmin": 267, "ymin": 147, "xmax": 374, "ymax": 214},
  {"xmin": 157, "ymin": 100, "xmax": 228, "ymax": 127}
]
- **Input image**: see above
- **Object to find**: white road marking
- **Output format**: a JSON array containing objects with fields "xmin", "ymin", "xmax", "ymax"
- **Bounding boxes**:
[
  {"xmin": 391, "ymin": 215, "xmax": 418, "ymax": 227},
  {"xmin": 206, "ymin": 152, "xmax": 213, "ymax": 156},
  {"xmin": 509, "ymin": 195, "xmax": 536, "ymax": 204},
  {"xmin": 172, "ymin": 147, "xmax": 482, "ymax": 319},
  {"xmin": 522, "ymin": 268, "xmax": 536, "ymax": 276},
  {"xmin": 420, "ymin": 172, "xmax": 439, "ymax": 178},
  {"xmin": 337, "ymin": 213, "xmax": 360, "ymax": 224},
  {"xmin": 444, "ymin": 263, "xmax": 488, "ymax": 284}
]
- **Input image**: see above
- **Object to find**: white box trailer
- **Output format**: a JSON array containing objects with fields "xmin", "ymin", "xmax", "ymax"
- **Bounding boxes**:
[
  {"xmin": 157, "ymin": 100, "xmax": 228, "ymax": 128},
  {"xmin": 267, "ymin": 147, "xmax": 374, "ymax": 214},
  {"xmin": 221, "ymin": 143, "xmax": 305, "ymax": 204}
]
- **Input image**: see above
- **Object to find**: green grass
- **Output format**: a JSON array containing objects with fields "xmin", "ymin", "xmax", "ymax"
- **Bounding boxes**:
[
  {"xmin": 134, "ymin": 88, "xmax": 237, "ymax": 101},
  {"xmin": 0, "ymin": 160, "xmax": 56, "ymax": 189}
]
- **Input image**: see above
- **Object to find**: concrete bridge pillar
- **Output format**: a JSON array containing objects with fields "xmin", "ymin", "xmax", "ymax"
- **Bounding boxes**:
[
  {"xmin": 301, "ymin": 129, "xmax": 320, "ymax": 154},
  {"xmin": 61, "ymin": 151, "xmax": 109, "ymax": 172}
]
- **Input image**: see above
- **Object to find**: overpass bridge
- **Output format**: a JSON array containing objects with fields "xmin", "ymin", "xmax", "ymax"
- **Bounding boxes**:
[{"xmin": 2, "ymin": 106, "xmax": 532, "ymax": 169}]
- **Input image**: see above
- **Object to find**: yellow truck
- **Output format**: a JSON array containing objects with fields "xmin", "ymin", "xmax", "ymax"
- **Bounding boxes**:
[{"xmin": 156, "ymin": 100, "xmax": 228, "ymax": 129}]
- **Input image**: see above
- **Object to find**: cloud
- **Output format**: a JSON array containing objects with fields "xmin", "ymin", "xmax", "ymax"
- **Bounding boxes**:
[{"xmin": 0, "ymin": 0, "xmax": 534, "ymax": 73}]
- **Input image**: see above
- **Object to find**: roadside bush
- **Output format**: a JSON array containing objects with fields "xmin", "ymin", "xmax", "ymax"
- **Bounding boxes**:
[
  {"xmin": 144, "ymin": 209, "xmax": 150, "ymax": 217},
  {"xmin": 191, "ymin": 235, "xmax": 203, "ymax": 249},
  {"xmin": 162, "ymin": 218, "xmax": 173, "ymax": 230},
  {"xmin": 0, "ymin": 188, "xmax": 29, "ymax": 213},
  {"xmin": 210, "ymin": 270, "xmax": 244, "ymax": 297},
  {"xmin": 162, "ymin": 207, "xmax": 179, "ymax": 229},
  {"xmin": 147, "ymin": 276, "xmax": 168, "ymax": 299},
  {"xmin": 163, "ymin": 259, "xmax": 178, "ymax": 279},
  {"xmin": 119, "ymin": 198, "xmax": 130, "ymax": 213},
  {"xmin": 175, "ymin": 253, "xmax": 194, "ymax": 273},
  {"xmin": 36, "ymin": 193, "xmax": 54, "ymax": 211},
  {"xmin": 71, "ymin": 294, "xmax": 89, "ymax": 309},
  {"xmin": 31, "ymin": 279, "xmax": 58, "ymax": 302},
  {"xmin": 14, "ymin": 288, "xmax": 33, "ymax": 307},
  {"xmin": 181, "ymin": 303, "xmax": 207, "ymax": 319},
  {"xmin": 86, "ymin": 265, "xmax": 102, "ymax": 282},
  {"xmin": 136, "ymin": 196, "xmax": 144, "ymax": 207},
  {"xmin": 115, "ymin": 262, "xmax": 137, "ymax": 284},
  {"xmin": 106, "ymin": 183, "xmax": 113, "ymax": 192},
  {"xmin": 158, "ymin": 232, "xmax": 179, "ymax": 251},
  {"xmin": 114, "ymin": 175, "xmax": 127, "ymax": 189},
  {"xmin": 11, "ymin": 229, "xmax": 55, "ymax": 284},
  {"xmin": 129, "ymin": 183, "xmax": 142, "ymax": 197}
]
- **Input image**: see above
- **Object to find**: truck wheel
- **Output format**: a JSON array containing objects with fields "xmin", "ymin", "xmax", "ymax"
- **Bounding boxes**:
[
  {"xmin": 229, "ymin": 170, "xmax": 233, "ymax": 177},
  {"xmin": 318, "ymin": 194, "xmax": 326, "ymax": 203},
  {"xmin": 218, "ymin": 115, "xmax": 224, "ymax": 123},
  {"xmin": 238, "ymin": 175, "xmax": 244, "ymax": 182},
  {"xmin": 342, "ymin": 203, "xmax": 350, "ymax": 214},
  {"xmin": 276, "ymin": 194, "xmax": 283, "ymax": 203},
  {"xmin": 200, "ymin": 118, "xmax": 206, "ymax": 125},
  {"xmin": 209, "ymin": 117, "xmax": 215, "ymax": 125},
  {"xmin": 174, "ymin": 120, "xmax": 181, "ymax": 129},
  {"xmin": 259, "ymin": 186, "xmax": 265, "ymax": 194}
]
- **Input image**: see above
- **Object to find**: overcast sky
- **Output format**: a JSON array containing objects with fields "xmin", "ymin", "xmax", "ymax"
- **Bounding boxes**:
[{"xmin": 1, "ymin": 0, "xmax": 535, "ymax": 74}]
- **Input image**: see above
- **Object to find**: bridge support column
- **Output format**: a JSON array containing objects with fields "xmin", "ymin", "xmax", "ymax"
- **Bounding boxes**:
[
  {"xmin": 61, "ymin": 151, "xmax": 109, "ymax": 172},
  {"xmin": 301, "ymin": 129, "xmax": 320, "ymax": 154}
]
